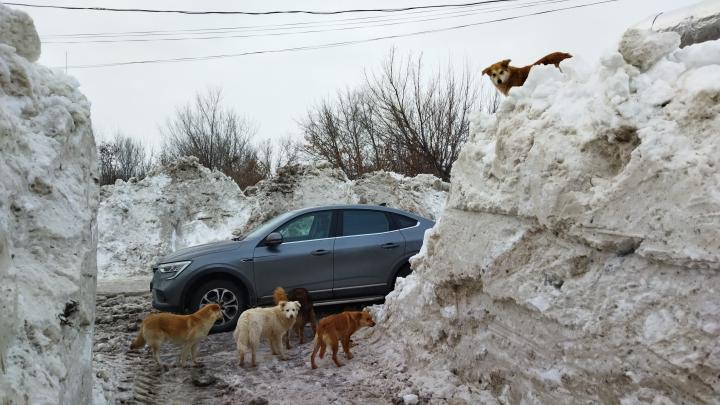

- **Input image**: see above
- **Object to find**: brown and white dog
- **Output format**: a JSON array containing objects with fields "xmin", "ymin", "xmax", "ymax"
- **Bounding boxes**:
[
  {"xmin": 129, "ymin": 303, "xmax": 222, "ymax": 368},
  {"xmin": 482, "ymin": 52, "xmax": 572, "ymax": 95},
  {"xmin": 275, "ymin": 287, "xmax": 318, "ymax": 348},
  {"xmin": 310, "ymin": 311, "xmax": 376, "ymax": 369},
  {"xmin": 233, "ymin": 289, "xmax": 301, "ymax": 367}
]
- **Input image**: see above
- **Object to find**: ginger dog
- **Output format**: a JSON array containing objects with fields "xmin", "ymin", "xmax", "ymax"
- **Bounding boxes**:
[
  {"xmin": 482, "ymin": 51, "xmax": 572, "ymax": 95},
  {"xmin": 233, "ymin": 288, "xmax": 300, "ymax": 367},
  {"xmin": 129, "ymin": 303, "xmax": 222, "ymax": 368},
  {"xmin": 310, "ymin": 311, "xmax": 375, "ymax": 369},
  {"xmin": 275, "ymin": 287, "xmax": 318, "ymax": 349}
]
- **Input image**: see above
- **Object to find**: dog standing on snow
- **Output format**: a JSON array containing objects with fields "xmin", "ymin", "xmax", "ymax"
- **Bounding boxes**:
[
  {"xmin": 482, "ymin": 51, "xmax": 572, "ymax": 95},
  {"xmin": 233, "ymin": 287, "xmax": 301, "ymax": 367},
  {"xmin": 275, "ymin": 287, "xmax": 318, "ymax": 348},
  {"xmin": 310, "ymin": 311, "xmax": 376, "ymax": 369},
  {"xmin": 129, "ymin": 303, "xmax": 222, "ymax": 368}
]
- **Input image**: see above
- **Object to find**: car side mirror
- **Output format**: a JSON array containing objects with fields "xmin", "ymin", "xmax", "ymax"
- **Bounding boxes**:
[{"xmin": 264, "ymin": 232, "xmax": 283, "ymax": 246}]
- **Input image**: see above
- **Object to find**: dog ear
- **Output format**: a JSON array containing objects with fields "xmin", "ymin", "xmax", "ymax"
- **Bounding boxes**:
[
  {"xmin": 500, "ymin": 59, "xmax": 511, "ymax": 67},
  {"xmin": 279, "ymin": 300, "xmax": 287, "ymax": 308},
  {"xmin": 481, "ymin": 66, "xmax": 490, "ymax": 75}
]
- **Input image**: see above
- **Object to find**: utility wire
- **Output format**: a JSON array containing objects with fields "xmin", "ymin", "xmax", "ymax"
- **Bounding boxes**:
[
  {"xmin": 43, "ymin": 0, "xmax": 576, "ymax": 45},
  {"xmin": 60, "ymin": 0, "xmax": 616, "ymax": 69},
  {"xmin": 8, "ymin": 0, "xmax": 526, "ymax": 16},
  {"xmin": 42, "ymin": 3, "xmax": 485, "ymax": 37},
  {"xmin": 41, "ymin": 0, "xmax": 555, "ymax": 38}
]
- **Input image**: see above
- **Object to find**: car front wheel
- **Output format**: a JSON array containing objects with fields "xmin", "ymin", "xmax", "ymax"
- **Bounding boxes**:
[{"xmin": 189, "ymin": 280, "xmax": 245, "ymax": 333}]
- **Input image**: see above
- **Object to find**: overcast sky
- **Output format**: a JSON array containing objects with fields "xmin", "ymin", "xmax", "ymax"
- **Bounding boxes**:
[{"xmin": 15, "ymin": 0, "xmax": 698, "ymax": 150}]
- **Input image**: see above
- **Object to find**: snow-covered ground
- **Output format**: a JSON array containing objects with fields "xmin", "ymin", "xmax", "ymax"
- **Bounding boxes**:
[
  {"xmin": 0, "ymin": 4, "xmax": 98, "ymax": 404},
  {"xmin": 372, "ymin": 9, "xmax": 720, "ymax": 404},
  {"xmin": 98, "ymin": 160, "xmax": 448, "ymax": 280}
]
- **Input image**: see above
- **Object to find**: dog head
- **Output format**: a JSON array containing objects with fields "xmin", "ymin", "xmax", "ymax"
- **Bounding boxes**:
[
  {"xmin": 201, "ymin": 303, "xmax": 223, "ymax": 321},
  {"xmin": 354, "ymin": 311, "xmax": 376, "ymax": 327},
  {"xmin": 482, "ymin": 59, "xmax": 511, "ymax": 87},
  {"xmin": 278, "ymin": 300, "xmax": 301, "ymax": 320}
]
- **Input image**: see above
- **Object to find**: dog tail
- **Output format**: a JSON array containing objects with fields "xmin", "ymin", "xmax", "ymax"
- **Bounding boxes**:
[
  {"xmin": 273, "ymin": 286, "xmax": 288, "ymax": 304},
  {"xmin": 129, "ymin": 325, "xmax": 145, "ymax": 350},
  {"xmin": 310, "ymin": 333, "xmax": 321, "ymax": 369}
]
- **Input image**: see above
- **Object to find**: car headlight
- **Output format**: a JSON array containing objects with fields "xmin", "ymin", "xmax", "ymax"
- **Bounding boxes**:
[{"xmin": 157, "ymin": 261, "xmax": 192, "ymax": 279}]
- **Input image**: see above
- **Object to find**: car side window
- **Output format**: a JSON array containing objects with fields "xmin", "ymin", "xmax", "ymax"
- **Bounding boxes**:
[
  {"xmin": 275, "ymin": 211, "xmax": 333, "ymax": 243},
  {"xmin": 393, "ymin": 214, "xmax": 419, "ymax": 229},
  {"xmin": 342, "ymin": 210, "xmax": 390, "ymax": 236}
]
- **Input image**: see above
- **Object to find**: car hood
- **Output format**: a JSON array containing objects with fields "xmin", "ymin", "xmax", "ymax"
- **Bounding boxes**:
[{"xmin": 157, "ymin": 239, "xmax": 248, "ymax": 263}]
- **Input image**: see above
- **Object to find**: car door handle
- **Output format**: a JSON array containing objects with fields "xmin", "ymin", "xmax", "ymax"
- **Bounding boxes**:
[
  {"xmin": 381, "ymin": 243, "xmax": 399, "ymax": 249},
  {"xmin": 311, "ymin": 249, "xmax": 330, "ymax": 256}
]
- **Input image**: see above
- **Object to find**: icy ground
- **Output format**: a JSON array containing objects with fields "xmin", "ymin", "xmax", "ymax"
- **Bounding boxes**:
[{"xmin": 93, "ymin": 291, "xmax": 420, "ymax": 405}]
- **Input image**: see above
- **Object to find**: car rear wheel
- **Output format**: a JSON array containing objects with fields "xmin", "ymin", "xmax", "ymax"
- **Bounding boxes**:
[{"xmin": 189, "ymin": 280, "xmax": 245, "ymax": 333}]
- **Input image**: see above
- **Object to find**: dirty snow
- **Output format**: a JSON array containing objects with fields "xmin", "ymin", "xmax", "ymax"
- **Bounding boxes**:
[
  {"xmin": 92, "ymin": 292, "xmax": 420, "ymax": 405},
  {"xmin": 372, "ymin": 12, "xmax": 720, "ymax": 405},
  {"xmin": 0, "ymin": 3, "xmax": 98, "ymax": 404}
]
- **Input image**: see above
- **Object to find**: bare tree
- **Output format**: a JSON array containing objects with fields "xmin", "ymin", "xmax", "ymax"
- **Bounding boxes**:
[
  {"xmin": 97, "ymin": 133, "xmax": 153, "ymax": 186},
  {"xmin": 367, "ymin": 50, "xmax": 478, "ymax": 181},
  {"xmin": 302, "ymin": 88, "xmax": 390, "ymax": 178},
  {"xmin": 256, "ymin": 136, "xmax": 304, "ymax": 177},
  {"xmin": 161, "ymin": 88, "xmax": 264, "ymax": 188},
  {"xmin": 302, "ymin": 50, "xmax": 484, "ymax": 181}
]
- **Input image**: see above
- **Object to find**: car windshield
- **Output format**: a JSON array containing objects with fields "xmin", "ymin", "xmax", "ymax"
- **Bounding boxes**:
[{"xmin": 235, "ymin": 211, "xmax": 297, "ymax": 241}]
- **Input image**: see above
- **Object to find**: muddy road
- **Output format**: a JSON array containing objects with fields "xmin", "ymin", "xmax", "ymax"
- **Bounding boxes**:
[{"xmin": 93, "ymin": 292, "xmax": 419, "ymax": 405}]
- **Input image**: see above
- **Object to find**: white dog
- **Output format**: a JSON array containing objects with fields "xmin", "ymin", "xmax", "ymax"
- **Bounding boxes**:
[{"xmin": 233, "ymin": 300, "xmax": 301, "ymax": 367}]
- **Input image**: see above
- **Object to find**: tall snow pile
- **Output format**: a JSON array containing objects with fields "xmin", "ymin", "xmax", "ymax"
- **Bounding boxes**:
[
  {"xmin": 0, "ymin": 4, "xmax": 98, "ymax": 404},
  {"xmin": 373, "ymin": 11, "xmax": 720, "ymax": 404},
  {"xmin": 99, "ymin": 161, "xmax": 447, "ymax": 279},
  {"xmin": 98, "ymin": 156, "xmax": 251, "ymax": 279}
]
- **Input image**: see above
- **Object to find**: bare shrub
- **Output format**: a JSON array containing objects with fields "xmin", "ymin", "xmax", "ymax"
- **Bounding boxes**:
[
  {"xmin": 97, "ymin": 133, "xmax": 153, "ymax": 186},
  {"xmin": 161, "ymin": 88, "xmax": 264, "ymax": 188}
]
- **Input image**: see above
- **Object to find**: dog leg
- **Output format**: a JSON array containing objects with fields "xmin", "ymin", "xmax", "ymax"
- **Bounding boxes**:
[
  {"xmin": 341, "ymin": 337, "xmax": 353, "ymax": 359},
  {"xmin": 178, "ymin": 346, "xmax": 188, "ymax": 367},
  {"xmin": 151, "ymin": 343, "xmax": 167, "ymax": 370},
  {"xmin": 276, "ymin": 334, "xmax": 287, "ymax": 360},
  {"xmin": 284, "ymin": 331, "xmax": 291, "ymax": 350},
  {"xmin": 331, "ymin": 339, "xmax": 343, "ymax": 367},
  {"xmin": 310, "ymin": 311, "xmax": 318, "ymax": 336},
  {"xmin": 191, "ymin": 343, "xmax": 200, "ymax": 365},
  {"xmin": 296, "ymin": 323, "xmax": 304, "ymax": 345},
  {"xmin": 250, "ymin": 343, "xmax": 257, "ymax": 368},
  {"xmin": 270, "ymin": 335, "xmax": 279, "ymax": 356},
  {"xmin": 310, "ymin": 337, "xmax": 321, "ymax": 369},
  {"xmin": 237, "ymin": 341, "xmax": 246, "ymax": 367}
]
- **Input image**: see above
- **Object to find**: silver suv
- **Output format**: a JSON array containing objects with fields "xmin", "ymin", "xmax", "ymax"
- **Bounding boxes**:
[{"xmin": 150, "ymin": 205, "xmax": 434, "ymax": 332}]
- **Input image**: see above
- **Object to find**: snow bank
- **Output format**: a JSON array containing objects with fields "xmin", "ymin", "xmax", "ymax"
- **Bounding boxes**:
[
  {"xmin": 634, "ymin": 0, "xmax": 720, "ymax": 47},
  {"xmin": 374, "ymin": 10, "xmax": 720, "ymax": 404},
  {"xmin": 98, "ymin": 156, "xmax": 251, "ymax": 279},
  {"xmin": 98, "ymin": 161, "xmax": 447, "ymax": 279},
  {"xmin": 0, "ymin": 4, "xmax": 98, "ymax": 404}
]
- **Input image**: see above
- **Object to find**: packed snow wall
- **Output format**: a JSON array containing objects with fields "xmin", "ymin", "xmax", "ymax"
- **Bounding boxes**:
[
  {"xmin": 98, "ymin": 156, "xmax": 252, "ymax": 280},
  {"xmin": 374, "ymin": 10, "xmax": 720, "ymax": 405},
  {"xmin": 0, "ymin": 4, "xmax": 98, "ymax": 404},
  {"xmin": 98, "ymin": 161, "xmax": 448, "ymax": 279}
]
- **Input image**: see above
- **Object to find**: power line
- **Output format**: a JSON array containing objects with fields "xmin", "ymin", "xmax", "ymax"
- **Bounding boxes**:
[
  {"xmin": 41, "ymin": 0, "xmax": 556, "ymax": 38},
  {"xmin": 8, "ymin": 1, "xmax": 524, "ymax": 16},
  {"xmin": 42, "ymin": 3, "xmax": 481, "ymax": 38},
  {"xmin": 60, "ymin": 0, "xmax": 616, "ymax": 69},
  {"xmin": 42, "ymin": 0, "xmax": 576, "ymax": 45}
]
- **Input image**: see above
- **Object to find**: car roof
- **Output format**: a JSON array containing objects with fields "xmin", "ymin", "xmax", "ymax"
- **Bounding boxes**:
[{"xmin": 285, "ymin": 204, "xmax": 431, "ymax": 221}]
